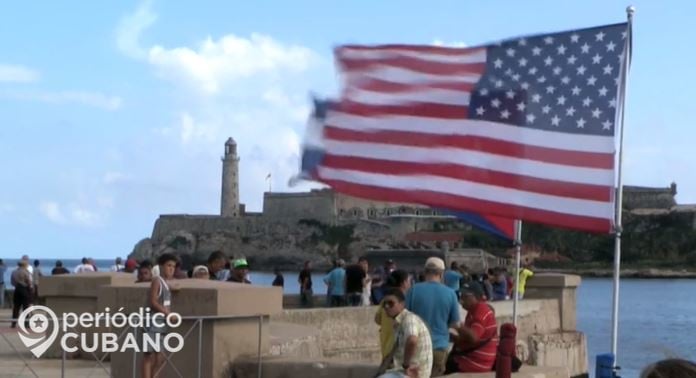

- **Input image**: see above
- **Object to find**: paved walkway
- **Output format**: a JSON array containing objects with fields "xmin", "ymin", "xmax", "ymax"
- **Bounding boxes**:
[{"xmin": 0, "ymin": 309, "xmax": 110, "ymax": 378}]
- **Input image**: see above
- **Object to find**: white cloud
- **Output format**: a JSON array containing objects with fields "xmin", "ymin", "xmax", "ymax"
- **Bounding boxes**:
[
  {"xmin": 148, "ymin": 33, "xmax": 318, "ymax": 94},
  {"xmin": 0, "ymin": 90, "xmax": 123, "ymax": 110},
  {"xmin": 0, "ymin": 64, "xmax": 40, "ymax": 83},
  {"xmin": 115, "ymin": 0, "xmax": 157, "ymax": 59},
  {"xmin": 40, "ymin": 201, "xmax": 66, "ymax": 224},
  {"xmin": 39, "ymin": 200, "xmax": 106, "ymax": 227}
]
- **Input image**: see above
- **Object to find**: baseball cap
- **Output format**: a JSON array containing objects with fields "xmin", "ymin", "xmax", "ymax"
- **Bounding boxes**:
[
  {"xmin": 424, "ymin": 257, "xmax": 445, "ymax": 271},
  {"xmin": 193, "ymin": 265, "xmax": 209, "ymax": 275},
  {"xmin": 460, "ymin": 282, "xmax": 485, "ymax": 299},
  {"xmin": 233, "ymin": 258, "xmax": 249, "ymax": 269},
  {"xmin": 125, "ymin": 258, "xmax": 137, "ymax": 270}
]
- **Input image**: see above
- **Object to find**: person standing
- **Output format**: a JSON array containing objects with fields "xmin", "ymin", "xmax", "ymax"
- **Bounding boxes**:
[
  {"xmin": 298, "ymin": 261, "xmax": 314, "ymax": 308},
  {"xmin": 32, "ymin": 260, "xmax": 42, "ymax": 300},
  {"xmin": 376, "ymin": 288, "xmax": 433, "ymax": 378},
  {"xmin": 345, "ymin": 259, "xmax": 366, "ymax": 306},
  {"xmin": 515, "ymin": 263, "xmax": 535, "ymax": 299},
  {"xmin": 359, "ymin": 257, "xmax": 372, "ymax": 306},
  {"xmin": 272, "ymin": 267, "xmax": 284, "ymax": 288},
  {"xmin": 406, "ymin": 257, "xmax": 460, "ymax": 377},
  {"xmin": 0, "ymin": 259, "xmax": 6, "ymax": 309},
  {"xmin": 141, "ymin": 253, "xmax": 177, "ymax": 378},
  {"xmin": 444, "ymin": 261, "xmax": 464, "ymax": 297},
  {"xmin": 323, "ymin": 259, "xmax": 346, "ymax": 307},
  {"xmin": 10, "ymin": 261, "xmax": 33, "ymax": 328}
]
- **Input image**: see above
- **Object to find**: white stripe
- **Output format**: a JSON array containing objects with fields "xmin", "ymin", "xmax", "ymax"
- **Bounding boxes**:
[
  {"xmin": 345, "ymin": 87, "xmax": 471, "ymax": 106},
  {"xmin": 338, "ymin": 47, "xmax": 487, "ymax": 65},
  {"xmin": 322, "ymin": 140, "xmax": 614, "ymax": 186},
  {"xmin": 317, "ymin": 166, "xmax": 614, "ymax": 220},
  {"xmin": 344, "ymin": 68, "xmax": 481, "ymax": 86},
  {"xmin": 327, "ymin": 114, "xmax": 615, "ymax": 154}
]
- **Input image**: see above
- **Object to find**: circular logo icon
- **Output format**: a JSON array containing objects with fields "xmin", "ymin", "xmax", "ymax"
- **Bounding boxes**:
[{"xmin": 17, "ymin": 306, "xmax": 59, "ymax": 358}]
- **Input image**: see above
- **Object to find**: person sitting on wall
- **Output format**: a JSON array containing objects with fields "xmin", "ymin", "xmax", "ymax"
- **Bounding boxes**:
[
  {"xmin": 136, "ymin": 262, "xmax": 153, "ymax": 283},
  {"xmin": 51, "ymin": 260, "xmax": 70, "ymax": 275},
  {"xmin": 192, "ymin": 265, "xmax": 210, "ymax": 279},
  {"xmin": 200, "ymin": 251, "xmax": 227, "ymax": 280},
  {"xmin": 375, "ymin": 270, "xmax": 412, "ymax": 362},
  {"xmin": 446, "ymin": 282, "xmax": 499, "ymax": 374},
  {"xmin": 227, "ymin": 259, "xmax": 251, "ymax": 284},
  {"xmin": 375, "ymin": 288, "xmax": 433, "ymax": 378}
]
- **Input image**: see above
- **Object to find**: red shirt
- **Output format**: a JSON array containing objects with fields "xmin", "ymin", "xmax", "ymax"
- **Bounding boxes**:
[{"xmin": 454, "ymin": 301, "xmax": 498, "ymax": 372}]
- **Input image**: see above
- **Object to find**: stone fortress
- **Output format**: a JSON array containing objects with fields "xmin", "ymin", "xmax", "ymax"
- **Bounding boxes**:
[{"xmin": 130, "ymin": 137, "xmax": 695, "ymax": 268}]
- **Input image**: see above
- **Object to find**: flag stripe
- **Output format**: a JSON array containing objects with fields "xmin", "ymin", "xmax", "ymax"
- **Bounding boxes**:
[
  {"xmin": 321, "ymin": 139, "xmax": 614, "ymax": 186},
  {"xmin": 320, "ymin": 154, "xmax": 612, "ymax": 202},
  {"xmin": 323, "ymin": 126, "xmax": 614, "ymax": 169},
  {"xmin": 326, "ymin": 114, "xmax": 615, "ymax": 154},
  {"xmin": 344, "ymin": 69, "xmax": 482, "ymax": 86},
  {"xmin": 337, "ymin": 45, "xmax": 487, "ymax": 59},
  {"xmin": 352, "ymin": 78, "xmax": 478, "ymax": 93},
  {"xmin": 317, "ymin": 166, "xmax": 613, "ymax": 219},
  {"xmin": 318, "ymin": 176, "xmax": 612, "ymax": 232},
  {"xmin": 340, "ymin": 56, "xmax": 487, "ymax": 76},
  {"xmin": 345, "ymin": 88, "xmax": 471, "ymax": 106},
  {"xmin": 334, "ymin": 100, "xmax": 470, "ymax": 119}
]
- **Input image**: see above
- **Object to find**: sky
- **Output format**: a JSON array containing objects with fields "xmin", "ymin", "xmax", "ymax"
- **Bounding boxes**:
[{"xmin": 0, "ymin": 0, "xmax": 693, "ymax": 260}]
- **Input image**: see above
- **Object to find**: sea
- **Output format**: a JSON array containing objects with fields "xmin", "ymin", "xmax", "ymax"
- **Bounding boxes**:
[{"xmin": 1, "ymin": 258, "xmax": 693, "ymax": 378}]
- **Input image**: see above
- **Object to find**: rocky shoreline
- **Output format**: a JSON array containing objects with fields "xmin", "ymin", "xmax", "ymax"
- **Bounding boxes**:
[{"xmin": 538, "ymin": 268, "xmax": 696, "ymax": 279}]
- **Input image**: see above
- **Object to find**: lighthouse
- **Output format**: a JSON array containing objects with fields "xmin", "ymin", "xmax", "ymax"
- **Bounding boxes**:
[{"xmin": 220, "ymin": 137, "xmax": 240, "ymax": 217}]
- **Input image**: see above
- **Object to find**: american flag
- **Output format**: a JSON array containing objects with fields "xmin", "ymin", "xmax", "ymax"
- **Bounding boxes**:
[{"xmin": 304, "ymin": 23, "xmax": 629, "ymax": 233}]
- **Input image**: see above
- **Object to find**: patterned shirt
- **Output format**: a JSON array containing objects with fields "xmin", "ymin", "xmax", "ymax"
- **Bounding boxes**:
[
  {"xmin": 390, "ymin": 309, "xmax": 433, "ymax": 378},
  {"xmin": 454, "ymin": 301, "xmax": 498, "ymax": 372}
]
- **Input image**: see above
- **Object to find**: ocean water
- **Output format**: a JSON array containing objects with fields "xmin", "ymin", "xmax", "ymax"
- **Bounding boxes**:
[{"xmin": 2, "ymin": 260, "xmax": 693, "ymax": 378}]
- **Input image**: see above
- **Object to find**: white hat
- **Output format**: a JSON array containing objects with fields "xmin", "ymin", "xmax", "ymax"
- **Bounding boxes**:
[{"xmin": 424, "ymin": 257, "xmax": 445, "ymax": 271}]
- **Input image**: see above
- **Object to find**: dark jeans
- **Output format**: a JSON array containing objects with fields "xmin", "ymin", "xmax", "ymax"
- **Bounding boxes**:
[
  {"xmin": 300, "ymin": 289, "xmax": 314, "ymax": 307},
  {"xmin": 347, "ymin": 292, "xmax": 362, "ymax": 306},
  {"xmin": 12, "ymin": 286, "xmax": 32, "ymax": 328},
  {"xmin": 330, "ymin": 295, "xmax": 346, "ymax": 307}
]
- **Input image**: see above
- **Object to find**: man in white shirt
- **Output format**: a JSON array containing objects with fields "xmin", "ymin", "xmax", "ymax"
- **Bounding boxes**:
[
  {"xmin": 74, "ymin": 257, "xmax": 96, "ymax": 273},
  {"xmin": 110, "ymin": 257, "xmax": 124, "ymax": 272}
]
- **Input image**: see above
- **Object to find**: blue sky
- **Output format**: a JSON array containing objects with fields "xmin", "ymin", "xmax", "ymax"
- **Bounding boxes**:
[{"xmin": 1, "ymin": 0, "xmax": 693, "ymax": 260}]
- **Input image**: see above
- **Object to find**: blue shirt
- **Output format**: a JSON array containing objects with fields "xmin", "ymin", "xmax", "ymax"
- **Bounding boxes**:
[
  {"xmin": 443, "ymin": 270, "xmax": 463, "ymax": 291},
  {"xmin": 406, "ymin": 281, "xmax": 461, "ymax": 350},
  {"xmin": 324, "ymin": 267, "xmax": 346, "ymax": 296}
]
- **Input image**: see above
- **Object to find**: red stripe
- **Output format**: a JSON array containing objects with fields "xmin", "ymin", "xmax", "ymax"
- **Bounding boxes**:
[
  {"xmin": 339, "ymin": 56, "xmax": 487, "ymax": 76},
  {"xmin": 337, "ymin": 45, "xmax": 487, "ymax": 57},
  {"xmin": 352, "ymin": 78, "xmax": 477, "ymax": 93},
  {"xmin": 323, "ymin": 126, "xmax": 614, "ymax": 169},
  {"xmin": 317, "ymin": 179, "xmax": 613, "ymax": 233},
  {"xmin": 320, "ymin": 155, "xmax": 612, "ymax": 202},
  {"xmin": 335, "ymin": 100, "xmax": 469, "ymax": 119}
]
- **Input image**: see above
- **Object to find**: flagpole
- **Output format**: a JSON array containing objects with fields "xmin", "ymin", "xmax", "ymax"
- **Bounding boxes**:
[
  {"xmin": 512, "ymin": 219, "xmax": 522, "ymax": 326},
  {"xmin": 610, "ymin": 6, "xmax": 634, "ymax": 370}
]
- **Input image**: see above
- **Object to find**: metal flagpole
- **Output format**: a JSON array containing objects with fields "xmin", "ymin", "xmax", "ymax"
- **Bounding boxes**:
[
  {"xmin": 512, "ymin": 219, "xmax": 522, "ymax": 326},
  {"xmin": 610, "ymin": 6, "xmax": 634, "ymax": 370}
]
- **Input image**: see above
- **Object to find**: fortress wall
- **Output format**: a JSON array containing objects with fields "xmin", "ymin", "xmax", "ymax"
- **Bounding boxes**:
[
  {"xmin": 262, "ymin": 190, "xmax": 336, "ymax": 223},
  {"xmin": 151, "ymin": 215, "xmax": 257, "ymax": 242}
]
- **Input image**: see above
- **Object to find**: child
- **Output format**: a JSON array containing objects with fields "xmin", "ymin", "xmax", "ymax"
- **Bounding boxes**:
[
  {"xmin": 192, "ymin": 265, "xmax": 209, "ymax": 279},
  {"xmin": 142, "ymin": 253, "xmax": 177, "ymax": 378}
]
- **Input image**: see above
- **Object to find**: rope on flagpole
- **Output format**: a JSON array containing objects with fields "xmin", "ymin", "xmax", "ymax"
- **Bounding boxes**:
[
  {"xmin": 610, "ymin": 5, "xmax": 634, "ymax": 372},
  {"xmin": 512, "ymin": 220, "xmax": 523, "ymax": 327}
]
